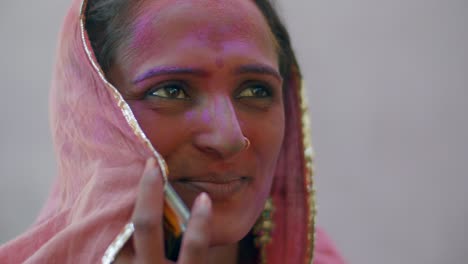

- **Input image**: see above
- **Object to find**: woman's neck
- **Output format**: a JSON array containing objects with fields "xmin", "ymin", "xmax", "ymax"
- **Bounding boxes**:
[{"xmin": 207, "ymin": 243, "xmax": 239, "ymax": 264}]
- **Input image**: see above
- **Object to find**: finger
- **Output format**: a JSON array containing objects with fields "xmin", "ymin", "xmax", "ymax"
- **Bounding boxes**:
[
  {"xmin": 132, "ymin": 157, "xmax": 165, "ymax": 264},
  {"xmin": 178, "ymin": 193, "xmax": 212, "ymax": 264}
]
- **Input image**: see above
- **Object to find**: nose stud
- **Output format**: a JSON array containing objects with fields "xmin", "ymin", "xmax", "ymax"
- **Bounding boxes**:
[{"xmin": 243, "ymin": 137, "xmax": 251, "ymax": 150}]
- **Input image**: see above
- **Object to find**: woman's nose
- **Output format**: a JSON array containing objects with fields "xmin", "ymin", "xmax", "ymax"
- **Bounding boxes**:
[{"xmin": 193, "ymin": 96, "xmax": 246, "ymax": 159}]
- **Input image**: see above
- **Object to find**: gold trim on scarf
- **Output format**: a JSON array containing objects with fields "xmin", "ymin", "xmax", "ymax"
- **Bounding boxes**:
[
  {"xmin": 299, "ymin": 81, "xmax": 317, "ymax": 264},
  {"xmin": 101, "ymin": 223, "xmax": 135, "ymax": 264}
]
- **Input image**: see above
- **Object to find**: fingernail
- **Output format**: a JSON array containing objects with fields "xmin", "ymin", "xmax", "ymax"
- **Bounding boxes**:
[
  {"xmin": 194, "ymin": 192, "xmax": 211, "ymax": 215},
  {"xmin": 145, "ymin": 157, "xmax": 157, "ymax": 175}
]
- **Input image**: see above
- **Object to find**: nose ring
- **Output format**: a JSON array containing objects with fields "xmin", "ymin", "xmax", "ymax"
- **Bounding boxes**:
[{"xmin": 243, "ymin": 137, "xmax": 251, "ymax": 150}]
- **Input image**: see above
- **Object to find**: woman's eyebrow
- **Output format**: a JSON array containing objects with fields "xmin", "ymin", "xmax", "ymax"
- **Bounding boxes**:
[
  {"xmin": 133, "ymin": 66, "xmax": 208, "ymax": 84},
  {"xmin": 234, "ymin": 64, "xmax": 282, "ymax": 81},
  {"xmin": 133, "ymin": 64, "xmax": 282, "ymax": 84}
]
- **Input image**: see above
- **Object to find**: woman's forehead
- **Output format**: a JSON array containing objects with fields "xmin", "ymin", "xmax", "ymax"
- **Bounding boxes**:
[
  {"xmin": 122, "ymin": 0, "xmax": 276, "ymax": 63},
  {"xmin": 130, "ymin": 0, "xmax": 264, "ymax": 25}
]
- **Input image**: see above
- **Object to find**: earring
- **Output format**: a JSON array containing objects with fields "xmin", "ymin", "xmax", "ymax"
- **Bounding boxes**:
[
  {"xmin": 253, "ymin": 197, "xmax": 274, "ymax": 263},
  {"xmin": 244, "ymin": 137, "xmax": 251, "ymax": 150}
]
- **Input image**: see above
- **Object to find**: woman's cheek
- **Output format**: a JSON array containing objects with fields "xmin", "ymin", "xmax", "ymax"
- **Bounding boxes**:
[{"xmin": 130, "ymin": 105, "xmax": 189, "ymax": 155}]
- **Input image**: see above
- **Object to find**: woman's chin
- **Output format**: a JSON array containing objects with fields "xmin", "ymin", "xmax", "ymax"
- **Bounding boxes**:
[
  {"xmin": 207, "ymin": 226, "xmax": 250, "ymax": 247},
  {"xmin": 207, "ymin": 204, "xmax": 261, "ymax": 247}
]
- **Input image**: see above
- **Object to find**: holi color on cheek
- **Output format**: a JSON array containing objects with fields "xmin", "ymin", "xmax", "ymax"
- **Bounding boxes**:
[{"xmin": 108, "ymin": 0, "xmax": 284, "ymax": 246}]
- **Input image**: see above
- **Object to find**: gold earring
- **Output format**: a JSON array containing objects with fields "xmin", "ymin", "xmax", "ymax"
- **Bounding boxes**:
[{"xmin": 253, "ymin": 197, "xmax": 274, "ymax": 263}]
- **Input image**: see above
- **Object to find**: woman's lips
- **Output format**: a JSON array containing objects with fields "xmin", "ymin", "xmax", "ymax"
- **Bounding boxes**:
[{"xmin": 176, "ymin": 177, "xmax": 249, "ymax": 200}]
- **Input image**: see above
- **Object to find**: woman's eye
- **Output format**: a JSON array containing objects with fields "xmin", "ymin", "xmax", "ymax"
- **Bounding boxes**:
[
  {"xmin": 148, "ymin": 82, "xmax": 189, "ymax": 99},
  {"xmin": 237, "ymin": 83, "xmax": 272, "ymax": 98}
]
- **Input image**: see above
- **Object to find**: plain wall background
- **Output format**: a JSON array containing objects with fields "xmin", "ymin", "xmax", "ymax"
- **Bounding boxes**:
[{"xmin": 1, "ymin": 1, "xmax": 467, "ymax": 263}]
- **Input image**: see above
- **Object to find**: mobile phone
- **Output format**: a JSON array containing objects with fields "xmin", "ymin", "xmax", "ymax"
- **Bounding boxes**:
[
  {"xmin": 163, "ymin": 182, "xmax": 190, "ymax": 237},
  {"xmin": 163, "ymin": 183, "xmax": 189, "ymax": 260}
]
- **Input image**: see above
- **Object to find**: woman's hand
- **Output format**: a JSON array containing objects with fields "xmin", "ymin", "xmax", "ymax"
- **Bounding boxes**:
[{"xmin": 114, "ymin": 158, "xmax": 212, "ymax": 264}]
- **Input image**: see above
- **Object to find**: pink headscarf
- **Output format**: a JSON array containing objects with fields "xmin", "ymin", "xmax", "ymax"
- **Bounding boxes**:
[{"xmin": 0, "ymin": 0, "xmax": 345, "ymax": 263}]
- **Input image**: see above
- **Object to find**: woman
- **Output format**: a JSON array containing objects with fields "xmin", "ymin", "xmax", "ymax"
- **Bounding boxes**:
[{"xmin": 0, "ymin": 0, "xmax": 345, "ymax": 263}]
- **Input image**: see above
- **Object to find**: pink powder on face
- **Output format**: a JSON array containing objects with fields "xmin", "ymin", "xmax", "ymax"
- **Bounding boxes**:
[
  {"xmin": 128, "ymin": 0, "xmax": 263, "ymax": 53},
  {"xmin": 128, "ymin": 0, "xmax": 176, "ymax": 51},
  {"xmin": 201, "ymin": 108, "xmax": 212, "ymax": 124},
  {"xmin": 131, "ymin": 15, "xmax": 153, "ymax": 49},
  {"xmin": 184, "ymin": 110, "xmax": 196, "ymax": 121}
]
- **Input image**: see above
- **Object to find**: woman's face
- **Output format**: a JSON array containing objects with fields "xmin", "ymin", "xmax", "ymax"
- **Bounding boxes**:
[{"xmin": 109, "ymin": 0, "xmax": 285, "ymax": 246}]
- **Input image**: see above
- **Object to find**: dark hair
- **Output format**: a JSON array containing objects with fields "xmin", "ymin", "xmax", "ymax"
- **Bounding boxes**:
[{"xmin": 85, "ymin": 0, "xmax": 301, "ymax": 84}]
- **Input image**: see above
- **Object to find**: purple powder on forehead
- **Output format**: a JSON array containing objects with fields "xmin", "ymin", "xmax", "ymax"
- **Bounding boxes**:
[
  {"xmin": 130, "ymin": 13, "xmax": 155, "ymax": 51},
  {"xmin": 127, "ymin": 1, "xmax": 175, "ymax": 51}
]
